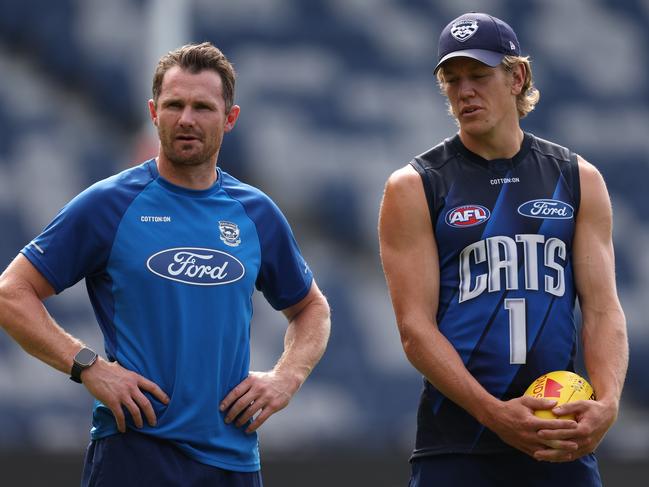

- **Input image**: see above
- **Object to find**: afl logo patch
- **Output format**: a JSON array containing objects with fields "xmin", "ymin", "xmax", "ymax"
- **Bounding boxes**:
[
  {"xmin": 446, "ymin": 205, "xmax": 491, "ymax": 228},
  {"xmin": 146, "ymin": 247, "xmax": 245, "ymax": 286},
  {"xmin": 518, "ymin": 199, "xmax": 574, "ymax": 219}
]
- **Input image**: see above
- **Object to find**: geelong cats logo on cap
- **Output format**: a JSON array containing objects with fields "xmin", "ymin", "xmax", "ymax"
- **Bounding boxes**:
[{"xmin": 451, "ymin": 19, "xmax": 479, "ymax": 42}]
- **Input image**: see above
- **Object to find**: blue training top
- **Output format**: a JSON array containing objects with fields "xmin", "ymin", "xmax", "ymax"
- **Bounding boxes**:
[{"xmin": 21, "ymin": 159, "xmax": 313, "ymax": 472}]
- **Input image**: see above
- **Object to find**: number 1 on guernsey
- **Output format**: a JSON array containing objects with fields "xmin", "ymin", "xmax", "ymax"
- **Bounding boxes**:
[{"xmin": 504, "ymin": 298, "xmax": 527, "ymax": 364}]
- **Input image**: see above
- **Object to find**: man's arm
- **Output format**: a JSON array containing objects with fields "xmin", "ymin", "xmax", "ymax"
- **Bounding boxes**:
[
  {"xmin": 0, "ymin": 254, "xmax": 169, "ymax": 432},
  {"xmin": 220, "ymin": 280, "xmax": 330, "ymax": 433},
  {"xmin": 536, "ymin": 157, "xmax": 628, "ymax": 459},
  {"xmin": 378, "ymin": 165, "xmax": 577, "ymax": 459}
]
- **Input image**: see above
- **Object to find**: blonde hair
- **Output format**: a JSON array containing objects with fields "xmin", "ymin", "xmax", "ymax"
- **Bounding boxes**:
[
  {"xmin": 501, "ymin": 55, "xmax": 539, "ymax": 118},
  {"xmin": 436, "ymin": 55, "xmax": 540, "ymax": 119}
]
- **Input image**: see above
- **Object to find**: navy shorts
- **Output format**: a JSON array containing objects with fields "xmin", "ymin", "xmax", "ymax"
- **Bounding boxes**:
[
  {"xmin": 81, "ymin": 430, "xmax": 263, "ymax": 487},
  {"xmin": 409, "ymin": 451, "xmax": 601, "ymax": 487}
]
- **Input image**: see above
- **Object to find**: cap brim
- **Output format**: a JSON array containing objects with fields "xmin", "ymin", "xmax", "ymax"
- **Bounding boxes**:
[{"xmin": 434, "ymin": 49, "xmax": 505, "ymax": 74}]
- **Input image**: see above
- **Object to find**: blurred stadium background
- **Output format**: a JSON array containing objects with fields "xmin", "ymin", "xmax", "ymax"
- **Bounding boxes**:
[{"xmin": 0, "ymin": 0, "xmax": 647, "ymax": 485}]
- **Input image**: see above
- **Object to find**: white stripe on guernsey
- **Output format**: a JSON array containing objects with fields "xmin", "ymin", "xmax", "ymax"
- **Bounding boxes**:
[{"xmin": 31, "ymin": 242, "xmax": 44, "ymax": 254}]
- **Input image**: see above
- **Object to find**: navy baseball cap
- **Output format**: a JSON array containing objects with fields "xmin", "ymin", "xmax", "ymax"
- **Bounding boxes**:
[{"xmin": 434, "ymin": 12, "xmax": 520, "ymax": 73}]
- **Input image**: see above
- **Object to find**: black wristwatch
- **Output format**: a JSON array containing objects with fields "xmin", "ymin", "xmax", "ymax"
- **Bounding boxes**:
[{"xmin": 70, "ymin": 347, "xmax": 98, "ymax": 384}]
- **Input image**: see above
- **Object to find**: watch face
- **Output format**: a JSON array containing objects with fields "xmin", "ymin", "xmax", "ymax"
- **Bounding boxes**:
[{"xmin": 75, "ymin": 348, "xmax": 97, "ymax": 367}]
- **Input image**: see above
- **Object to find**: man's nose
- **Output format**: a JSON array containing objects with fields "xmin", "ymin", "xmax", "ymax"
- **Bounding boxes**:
[
  {"xmin": 458, "ymin": 78, "xmax": 476, "ymax": 99},
  {"xmin": 178, "ymin": 106, "xmax": 196, "ymax": 126}
]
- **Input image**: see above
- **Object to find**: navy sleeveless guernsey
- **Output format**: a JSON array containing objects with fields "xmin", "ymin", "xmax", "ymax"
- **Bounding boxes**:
[{"xmin": 410, "ymin": 132, "xmax": 581, "ymax": 456}]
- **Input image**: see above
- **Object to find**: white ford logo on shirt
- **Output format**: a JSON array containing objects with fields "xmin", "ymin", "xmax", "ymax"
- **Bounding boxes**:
[
  {"xmin": 517, "ymin": 199, "xmax": 574, "ymax": 219},
  {"xmin": 146, "ymin": 247, "xmax": 245, "ymax": 285}
]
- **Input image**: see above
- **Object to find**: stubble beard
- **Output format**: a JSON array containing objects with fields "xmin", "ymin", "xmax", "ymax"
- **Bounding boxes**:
[
  {"xmin": 167, "ymin": 146, "xmax": 214, "ymax": 167},
  {"xmin": 159, "ymin": 127, "xmax": 220, "ymax": 168}
]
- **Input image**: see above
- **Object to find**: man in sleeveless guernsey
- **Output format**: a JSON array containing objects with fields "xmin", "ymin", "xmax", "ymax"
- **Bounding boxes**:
[
  {"xmin": 0, "ymin": 42, "xmax": 331, "ymax": 486},
  {"xmin": 378, "ymin": 12, "xmax": 627, "ymax": 486}
]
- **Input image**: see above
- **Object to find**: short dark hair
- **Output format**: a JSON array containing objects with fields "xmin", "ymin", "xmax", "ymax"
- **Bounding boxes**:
[{"xmin": 152, "ymin": 42, "xmax": 236, "ymax": 112}]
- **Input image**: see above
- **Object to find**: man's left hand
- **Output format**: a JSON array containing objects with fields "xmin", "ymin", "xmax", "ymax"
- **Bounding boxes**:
[
  {"xmin": 220, "ymin": 370, "xmax": 297, "ymax": 433},
  {"xmin": 533, "ymin": 398, "xmax": 618, "ymax": 462}
]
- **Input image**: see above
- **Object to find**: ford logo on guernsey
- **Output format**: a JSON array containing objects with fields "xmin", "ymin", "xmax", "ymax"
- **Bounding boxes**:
[
  {"xmin": 446, "ymin": 205, "xmax": 491, "ymax": 228},
  {"xmin": 518, "ymin": 199, "xmax": 574, "ymax": 219},
  {"xmin": 146, "ymin": 247, "xmax": 245, "ymax": 286}
]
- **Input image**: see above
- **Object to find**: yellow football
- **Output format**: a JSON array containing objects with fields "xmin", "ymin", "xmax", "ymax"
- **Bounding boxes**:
[{"xmin": 524, "ymin": 371, "xmax": 595, "ymax": 419}]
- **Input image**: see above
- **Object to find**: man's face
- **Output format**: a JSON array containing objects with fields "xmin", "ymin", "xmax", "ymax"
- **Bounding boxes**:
[
  {"xmin": 149, "ymin": 66, "xmax": 238, "ymax": 167},
  {"xmin": 440, "ymin": 57, "xmax": 519, "ymax": 137}
]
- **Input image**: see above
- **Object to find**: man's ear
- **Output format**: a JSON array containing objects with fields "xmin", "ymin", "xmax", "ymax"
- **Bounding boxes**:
[
  {"xmin": 224, "ymin": 105, "xmax": 241, "ymax": 132},
  {"xmin": 148, "ymin": 99, "xmax": 158, "ymax": 126},
  {"xmin": 510, "ymin": 63, "xmax": 525, "ymax": 96}
]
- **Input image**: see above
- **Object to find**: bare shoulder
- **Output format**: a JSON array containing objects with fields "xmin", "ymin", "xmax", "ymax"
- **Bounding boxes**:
[
  {"xmin": 379, "ymin": 163, "xmax": 433, "ymax": 252},
  {"xmin": 576, "ymin": 155, "xmax": 612, "ymax": 225},
  {"xmin": 380, "ymin": 164, "xmax": 428, "ymax": 222},
  {"xmin": 384, "ymin": 164, "xmax": 422, "ymax": 193},
  {"xmin": 577, "ymin": 155, "xmax": 608, "ymax": 198},
  {"xmin": 383, "ymin": 164, "xmax": 429, "ymax": 211}
]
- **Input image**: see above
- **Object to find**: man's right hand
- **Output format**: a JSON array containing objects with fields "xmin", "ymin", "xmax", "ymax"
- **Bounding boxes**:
[
  {"xmin": 80, "ymin": 359, "xmax": 170, "ymax": 433},
  {"xmin": 484, "ymin": 395, "xmax": 579, "ymax": 461}
]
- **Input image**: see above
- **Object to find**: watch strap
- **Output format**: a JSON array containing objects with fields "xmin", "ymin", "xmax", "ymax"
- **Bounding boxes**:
[{"xmin": 70, "ymin": 361, "xmax": 84, "ymax": 384}]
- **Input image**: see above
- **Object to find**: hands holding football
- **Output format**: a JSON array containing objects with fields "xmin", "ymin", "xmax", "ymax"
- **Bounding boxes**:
[{"xmin": 523, "ymin": 371, "xmax": 615, "ymax": 462}]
